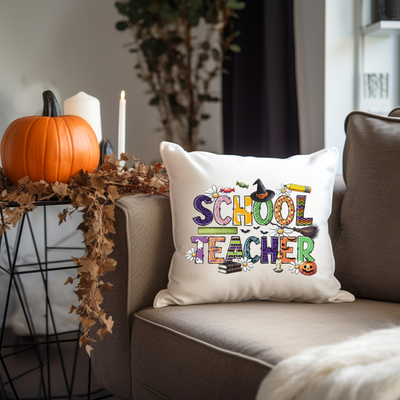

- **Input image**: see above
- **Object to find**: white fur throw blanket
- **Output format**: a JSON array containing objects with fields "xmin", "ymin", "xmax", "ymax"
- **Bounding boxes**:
[{"xmin": 256, "ymin": 327, "xmax": 400, "ymax": 400}]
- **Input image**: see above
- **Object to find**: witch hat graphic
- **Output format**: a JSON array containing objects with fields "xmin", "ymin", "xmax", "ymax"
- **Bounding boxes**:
[{"xmin": 250, "ymin": 179, "xmax": 275, "ymax": 202}]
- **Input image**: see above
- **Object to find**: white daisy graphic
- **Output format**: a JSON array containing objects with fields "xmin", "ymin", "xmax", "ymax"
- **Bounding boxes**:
[
  {"xmin": 269, "ymin": 225, "xmax": 293, "ymax": 237},
  {"xmin": 276, "ymin": 184, "xmax": 292, "ymax": 196},
  {"xmin": 186, "ymin": 248, "xmax": 197, "ymax": 262},
  {"xmin": 238, "ymin": 257, "xmax": 254, "ymax": 272},
  {"xmin": 205, "ymin": 185, "xmax": 223, "ymax": 202},
  {"xmin": 289, "ymin": 260, "xmax": 302, "ymax": 275}
]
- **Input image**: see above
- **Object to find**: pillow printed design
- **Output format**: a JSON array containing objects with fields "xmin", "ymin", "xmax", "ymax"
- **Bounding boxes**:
[
  {"xmin": 188, "ymin": 179, "xmax": 318, "ymax": 277},
  {"xmin": 154, "ymin": 142, "xmax": 354, "ymax": 308}
]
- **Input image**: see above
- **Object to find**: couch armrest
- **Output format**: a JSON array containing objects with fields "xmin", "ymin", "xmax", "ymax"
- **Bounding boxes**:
[
  {"xmin": 328, "ymin": 175, "xmax": 346, "ymax": 246},
  {"xmin": 92, "ymin": 193, "xmax": 174, "ymax": 399}
]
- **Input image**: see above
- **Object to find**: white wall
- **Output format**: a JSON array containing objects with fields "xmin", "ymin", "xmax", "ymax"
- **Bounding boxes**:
[
  {"xmin": 324, "ymin": 0, "xmax": 356, "ymax": 174},
  {"xmin": 295, "ymin": 0, "xmax": 356, "ymax": 173},
  {"xmin": 0, "ymin": 0, "xmax": 222, "ymax": 329},
  {"xmin": 294, "ymin": 0, "xmax": 326, "ymax": 155},
  {"xmin": 0, "ymin": 0, "xmax": 222, "ymax": 166}
]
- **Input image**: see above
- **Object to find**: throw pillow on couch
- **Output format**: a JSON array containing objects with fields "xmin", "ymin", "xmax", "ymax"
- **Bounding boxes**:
[
  {"xmin": 334, "ymin": 109, "xmax": 400, "ymax": 303},
  {"xmin": 154, "ymin": 142, "xmax": 354, "ymax": 308}
]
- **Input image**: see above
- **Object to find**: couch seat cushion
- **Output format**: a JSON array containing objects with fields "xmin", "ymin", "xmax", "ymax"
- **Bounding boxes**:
[{"xmin": 131, "ymin": 299, "xmax": 400, "ymax": 400}]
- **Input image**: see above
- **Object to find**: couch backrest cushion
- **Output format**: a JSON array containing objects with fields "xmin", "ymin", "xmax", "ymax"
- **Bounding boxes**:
[
  {"xmin": 154, "ymin": 142, "xmax": 354, "ymax": 308},
  {"xmin": 389, "ymin": 107, "xmax": 400, "ymax": 117},
  {"xmin": 334, "ymin": 111, "xmax": 400, "ymax": 302}
]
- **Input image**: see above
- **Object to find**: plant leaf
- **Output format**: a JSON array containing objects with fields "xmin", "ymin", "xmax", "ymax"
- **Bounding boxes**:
[
  {"xmin": 116, "ymin": 21, "xmax": 129, "ymax": 31},
  {"xmin": 229, "ymin": 44, "xmax": 241, "ymax": 53},
  {"xmin": 226, "ymin": 2, "xmax": 246, "ymax": 10}
]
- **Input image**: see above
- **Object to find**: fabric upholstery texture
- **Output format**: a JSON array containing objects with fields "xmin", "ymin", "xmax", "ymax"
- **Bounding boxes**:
[
  {"xmin": 155, "ymin": 142, "xmax": 353, "ymax": 308},
  {"xmin": 328, "ymin": 175, "xmax": 346, "ymax": 246},
  {"xmin": 91, "ymin": 194, "xmax": 174, "ymax": 400},
  {"xmin": 132, "ymin": 299, "xmax": 400, "ymax": 400},
  {"xmin": 334, "ymin": 112, "xmax": 400, "ymax": 302}
]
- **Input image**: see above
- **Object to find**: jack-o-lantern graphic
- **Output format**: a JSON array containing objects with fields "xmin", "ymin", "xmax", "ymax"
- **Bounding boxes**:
[{"xmin": 299, "ymin": 261, "xmax": 317, "ymax": 276}]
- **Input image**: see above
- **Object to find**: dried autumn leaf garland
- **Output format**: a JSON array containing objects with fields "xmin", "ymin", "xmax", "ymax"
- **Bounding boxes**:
[{"xmin": 0, "ymin": 153, "xmax": 169, "ymax": 356}]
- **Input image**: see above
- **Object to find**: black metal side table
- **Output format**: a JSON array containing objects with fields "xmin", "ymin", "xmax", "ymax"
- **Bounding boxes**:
[{"xmin": 0, "ymin": 200, "xmax": 112, "ymax": 400}]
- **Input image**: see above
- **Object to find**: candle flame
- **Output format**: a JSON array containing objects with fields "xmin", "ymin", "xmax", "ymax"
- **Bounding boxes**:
[{"xmin": 121, "ymin": 90, "xmax": 125, "ymax": 100}]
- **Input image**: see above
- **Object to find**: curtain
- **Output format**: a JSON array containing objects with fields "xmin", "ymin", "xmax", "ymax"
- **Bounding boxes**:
[{"xmin": 223, "ymin": 0, "xmax": 300, "ymax": 158}]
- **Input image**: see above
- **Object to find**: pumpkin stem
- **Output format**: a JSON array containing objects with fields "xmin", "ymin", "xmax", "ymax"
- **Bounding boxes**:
[{"xmin": 42, "ymin": 90, "xmax": 61, "ymax": 117}]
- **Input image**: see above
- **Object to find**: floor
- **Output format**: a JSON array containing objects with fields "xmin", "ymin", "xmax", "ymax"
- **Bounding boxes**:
[{"xmin": 0, "ymin": 328, "xmax": 123, "ymax": 400}]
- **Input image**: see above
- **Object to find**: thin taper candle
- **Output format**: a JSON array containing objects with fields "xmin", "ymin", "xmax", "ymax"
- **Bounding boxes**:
[{"xmin": 118, "ymin": 90, "xmax": 126, "ymax": 159}]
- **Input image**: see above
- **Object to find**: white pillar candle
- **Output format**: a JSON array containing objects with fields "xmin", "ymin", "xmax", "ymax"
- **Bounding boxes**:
[
  {"xmin": 118, "ymin": 90, "xmax": 126, "ymax": 158},
  {"xmin": 64, "ymin": 91, "xmax": 102, "ymax": 143}
]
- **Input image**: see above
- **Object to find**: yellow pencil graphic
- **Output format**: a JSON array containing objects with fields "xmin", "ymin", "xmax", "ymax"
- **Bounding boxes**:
[{"xmin": 285, "ymin": 184, "xmax": 311, "ymax": 193}]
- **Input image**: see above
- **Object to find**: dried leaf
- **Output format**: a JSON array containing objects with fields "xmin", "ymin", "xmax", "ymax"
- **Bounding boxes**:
[
  {"xmin": 79, "ymin": 258, "xmax": 99, "ymax": 279},
  {"xmin": 76, "ymin": 220, "xmax": 88, "ymax": 233},
  {"xmin": 69, "ymin": 305, "xmax": 76, "ymax": 314},
  {"xmin": 58, "ymin": 208, "xmax": 69, "ymax": 225},
  {"xmin": 120, "ymin": 151, "xmax": 130, "ymax": 161},
  {"xmin": 0, "ymin": 224, "xmax": 10, "ymax": 235},
  {"xmin": 95, "ymin": 289, "xmax": 104, "ymax": 305},
  {"xmin": 26, "ymin": 181, "xmax": 48, "ymax": 195},
  {"xmin": 52, "ymin": 182, "xmax": 69, "ymax": 197},
  {"xmin": 18, "ymin": 176, "xmax": 30, "ymax": 185},
  {"xmin": 85, "ymin": 344, "xmax": 94, "ymax": 357},
  {"xmin": 71, "ymin": 256, "xmax": 81, "ymax": 267},
  {"xmin": 97, "ymin": 325, "xmax": 110, "ymax": 341},
  {"xmin": 151, "ymin": 162, "xmax": 164, "ymax": 172},
  {"xmin": 90, "ymin": 174, "xmax": 106, "ymax": 190},
  {"xmin": 104, "ymin": 219, "xmax": 116, "ymax": 234},
  {"xmin": 100, "ymin": 162, "xmax": 118, "ymax": 173},
  {"xmin": 78, "ymin": 316, "xmax": 96, "ymax": 331},
  {"xmin": 14, "ymin": 193, "xmax": 35, "ymax": 211},
  {"xmin": 75, "ymin": 191, "xmax": 93, "ymax": 206},
  {"xmin": 107, "ymin": 185, "xmax": 120, "ymax": 203},
  {"xmin": 102, "ymin": 205, "xmax": 115, "ymax": 221},
  {"xmin": 99, "ymin": 315, "xmax": 114, "ymax": 334},
  {"xmin": 64, "ymin": 276, "xmax": 74, "ymax": 285},
  {"xmin": 74, "ymin": 288, "xmax": 89, "ymax": 301},
  {"xmin": 5, "ymin": 207, "xmax": 23, "ymax": 227},
  {"xmin": 4, "ymin": 191, "xmax": 18, "ymax": 202},
  {"xmin": 137, "ymin": 163, "xmax": 149, "ymax": 175}
]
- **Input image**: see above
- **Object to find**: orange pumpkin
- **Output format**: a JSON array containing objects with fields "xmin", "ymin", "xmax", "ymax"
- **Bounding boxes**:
[
  {"xmin": 1, "ymin": 90, "xmax": 100, "ymax": 185},
  {"xmin": 299, "ymin": 261, "xmax": 317, "ymax": 276}
]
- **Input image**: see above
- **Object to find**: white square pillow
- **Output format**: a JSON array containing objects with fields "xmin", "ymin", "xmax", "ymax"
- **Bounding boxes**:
[{"xmin": 154, "ymin": 142, "xmax": 354, "ymax": 308}]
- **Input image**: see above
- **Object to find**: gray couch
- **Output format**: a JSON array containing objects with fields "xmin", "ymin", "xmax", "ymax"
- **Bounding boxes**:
[{"xmin": 91, "ymin": 111, "xmax": 400, "ymax": 400}]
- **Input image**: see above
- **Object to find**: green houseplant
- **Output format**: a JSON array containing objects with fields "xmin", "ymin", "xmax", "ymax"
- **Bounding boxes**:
[{"xmin": 115, "ymin": 0, "xmax": 245, "ymax": 151}]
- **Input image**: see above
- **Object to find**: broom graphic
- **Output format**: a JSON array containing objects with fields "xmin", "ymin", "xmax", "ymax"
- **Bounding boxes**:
[
  {"xmin": 269, "ymin": 222, "xmax": 319, "ymax": 240},
  {"xmin": 291, "ymin": 225, "xmax": 319, "ymax": 239}
]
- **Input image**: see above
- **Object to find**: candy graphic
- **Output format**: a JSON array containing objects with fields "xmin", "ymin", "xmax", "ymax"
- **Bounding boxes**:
[
  {"xmin": 285, "ymin": 184, "xmax": 311, "ymax": 193},
  {"xmin": 236, "ymin": 181, "xmax": 249, "ymax": 189},
  {"xmin": 220, "ymin": 187, "xmax": 235, "ymax": 193}
]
